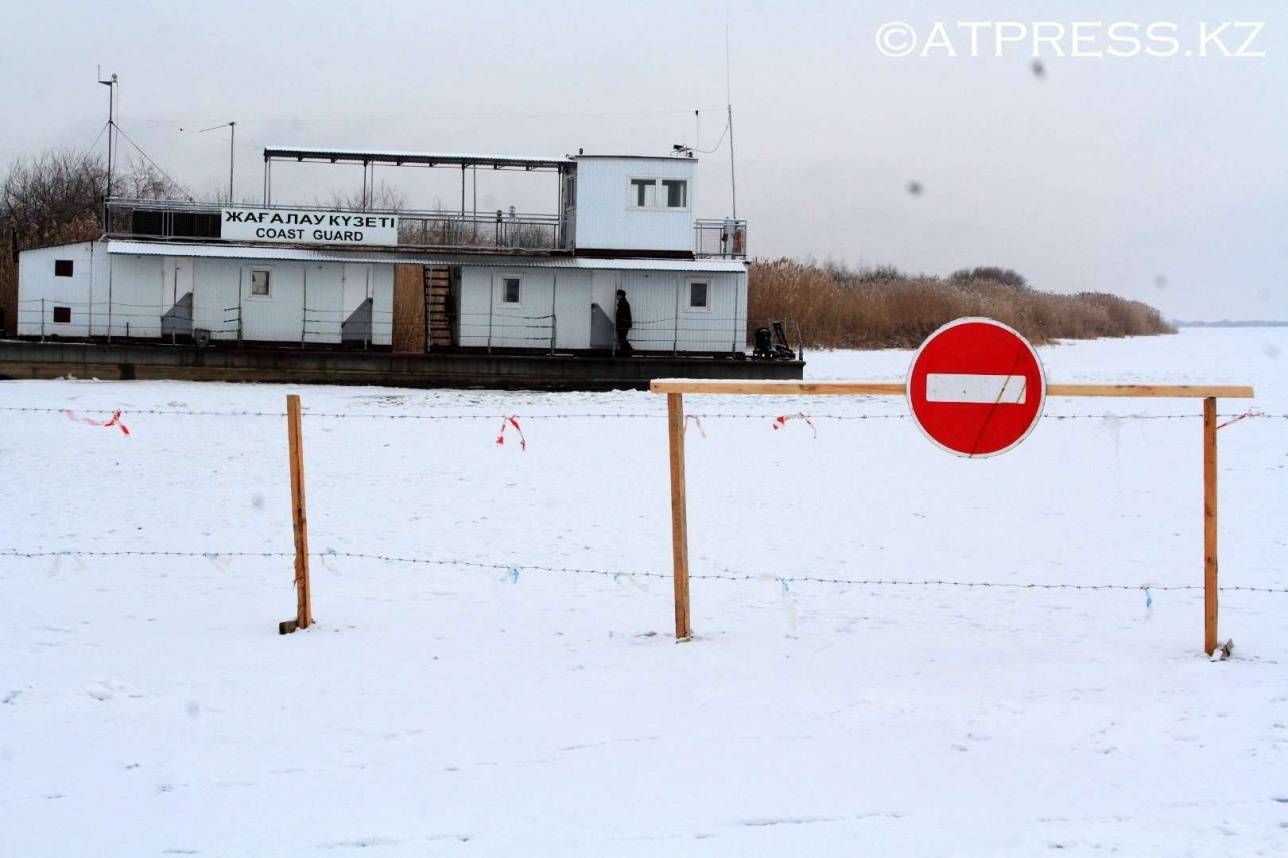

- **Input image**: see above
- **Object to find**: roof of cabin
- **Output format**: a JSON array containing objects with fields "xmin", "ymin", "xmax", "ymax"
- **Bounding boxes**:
[
  {"xmin": 103, "ymin": 240, "xmax": 746, "ymax": 272},
  {"xmin": 261, "ymin": 147, "xmax": 698, "ymax": 168},
  {"xmin": 262, "ymin": 147, "xmax": 572, "ymax": 169}
]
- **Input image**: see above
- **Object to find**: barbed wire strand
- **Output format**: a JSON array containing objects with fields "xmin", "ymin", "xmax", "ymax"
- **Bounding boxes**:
[
  {"xmin": 0, "ymin": 406, "xmax": 1282, "ymax": 421},
  {"xmin": 1, "ymin": 549, "xmax": 1284, "ymax": 593}
]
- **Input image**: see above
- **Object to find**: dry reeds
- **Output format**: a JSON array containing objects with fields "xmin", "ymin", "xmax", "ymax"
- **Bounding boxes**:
[{"xmin": 747, "ymin": 259, "xmax": 1175, "ymax": 349}]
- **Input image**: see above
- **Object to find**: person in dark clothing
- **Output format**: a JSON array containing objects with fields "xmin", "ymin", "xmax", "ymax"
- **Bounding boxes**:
[{"xmin": 615, "ymin": 289, "xmax": 633, "ymax": 354}]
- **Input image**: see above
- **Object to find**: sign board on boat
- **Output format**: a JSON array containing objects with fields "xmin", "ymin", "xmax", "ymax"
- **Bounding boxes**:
[{"xmin": 220, "ymin": 208, "xmax": 399, "ymax": 246}]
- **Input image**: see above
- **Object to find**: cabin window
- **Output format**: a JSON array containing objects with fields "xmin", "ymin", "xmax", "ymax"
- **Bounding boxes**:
[
  {"xmin": 629, "ymin": 179, "xmax": 656, "ymax": 208},
  {"xmin": 662, "ymin": 180, "xmax": 687, "ymax": 208},
  {"xmin": 53, "ymin": 306, "xmax": 72, "ymax": 323},
  {"xmin": 500, "ymin": 276, "xmax": 522, "ymax": 305},
  {"xmin": 171, "ymin": 211, "xmax": 221, "ymax": 239},
  {"xmin": 250, "ymin": 269, "xmax": 271, "ymax": 297},
  {"xmin": 688, "ymin": 281, "xmax": 709, "ymax": 309},
  {"xmin": 629, "ymin": 178, "xmax": 688, "ymax": 209},
  {"xmin": 54, "ymin": 259, "xmax": 74, "ymax": 277}
]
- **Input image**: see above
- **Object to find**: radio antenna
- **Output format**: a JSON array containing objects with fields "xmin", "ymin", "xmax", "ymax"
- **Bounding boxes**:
[
  {"xmin": 725, "ymin": 25, "xmax": 737, "ymax": 220},
  {"xmin": 96, "ymin": 67, "xmax": 118, "ymax": 228}
]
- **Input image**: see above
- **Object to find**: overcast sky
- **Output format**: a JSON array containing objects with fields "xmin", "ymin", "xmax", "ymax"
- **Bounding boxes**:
[{"xmin": 1, "ymin": 0, "xmax": 1283, "ymax": 320}]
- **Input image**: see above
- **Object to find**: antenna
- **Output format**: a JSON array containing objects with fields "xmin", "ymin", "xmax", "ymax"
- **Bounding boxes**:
[
  {"xmin": 199, "ymin": 121, "xmax": 237, "ymax": 201},
  {"xmin": 725, "ymin": 26, "xmax": 737, "ymax": 220},
  {"xmin": 97, "ymin": 69, "xmax": 118, "ymax": 228}
]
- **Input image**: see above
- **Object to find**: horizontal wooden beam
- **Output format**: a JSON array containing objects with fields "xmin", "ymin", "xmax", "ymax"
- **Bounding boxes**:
[
  {"xmin": 649, "ymin": 380, "xmax": 1256, "ymax": 399},
  {"xmin": 649, "ymin": 380, "xmax": 904, "ymax": 395},
  {"xmin": 1046, "ymin": 384, "xmax": 1255, "ymax": 399}
]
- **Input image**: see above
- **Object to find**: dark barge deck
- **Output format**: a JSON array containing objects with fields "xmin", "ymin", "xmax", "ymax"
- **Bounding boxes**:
[{"xmin": 0, "ymin": 340, "xmax": 804, "ymax": 391}]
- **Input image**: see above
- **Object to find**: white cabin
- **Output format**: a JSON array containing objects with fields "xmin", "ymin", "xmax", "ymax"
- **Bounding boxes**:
[
  {"xmin": 18, "ymin": 241, "xmax": 394, "ymax": 346},
  {"xmin": 17, "ymin": 146, "xmax": 750, "ymax": 356},
  {"xmin": 570, "ymin": 156, "xmax": 696, "ymax": 253}
]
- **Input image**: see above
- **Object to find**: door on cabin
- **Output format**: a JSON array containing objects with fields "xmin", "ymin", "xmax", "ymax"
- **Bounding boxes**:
[
  {"xmin": 590, "ymin": 270, "xmax": 618, "ymax": 350},
  {"xmin": 341, "ymin": 263, "xmax": 373, "ymax": 345},
  {"xmin": 161, "ymin": 257, "xmax": 194, "ymax": 339},
  {"xmin": 240, "ymin": 263, "xmax": 304, "ymax": 343}
]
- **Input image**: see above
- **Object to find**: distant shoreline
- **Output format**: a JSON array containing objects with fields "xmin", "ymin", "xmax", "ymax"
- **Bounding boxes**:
[{"xmin": 1176, "ymin": 321, "xmax": 1288, "ymax": 328}]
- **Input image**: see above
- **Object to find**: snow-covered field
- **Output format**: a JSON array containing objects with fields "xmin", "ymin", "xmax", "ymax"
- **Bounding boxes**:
[{"xmin": 1, "ymin": 328, "xmax": 1285, "ymax": 856}]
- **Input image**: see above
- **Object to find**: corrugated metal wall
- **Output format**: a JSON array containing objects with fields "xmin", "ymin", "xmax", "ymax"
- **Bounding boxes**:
[
  {"xmin": 159, "ymin": 257, "xmax": 194, "ymax": 338},
  {"xmin": 618, "ymin": 270, "xmax": 745, "ymax": 352},
  {"xmin": 106, "ymin": 254, "xmax": 164, "ymax": 338},
  {"xmin": 456, "ymin": 266, "xmax": 592, "ymax": 350},
  {"xmin": 18, "ymin": 243, "xmax": 733, "ymax": 352},
  {"xmin": 13, "ymin": 249, "xmax": 398, "ymax": 345},
  {"xmin": 239, "ymin": 261, "xmax": 305, "ymax": 342},
  {"xmin": 302, "ymin": 263, "xmax": 342, "ymax": 344},
  {"xmin": 454, "ymin": 264, "xmax": 744, "ymax": 353},
  {"xmin": 370, "ymin": 265, "xmax": 394, "ymax": 346},
  {"xmin": 193, "ymin": 257, "xmax": 240, "ymax": 340},
  {"xmin": 16, "ymin": 243, "xmax": 98, "ymax": 337}
]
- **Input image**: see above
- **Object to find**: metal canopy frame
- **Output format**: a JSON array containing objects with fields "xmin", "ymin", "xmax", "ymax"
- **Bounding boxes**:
[
  {"xmin": 260, "ymin": 147, "xmax": 573, "ymax": 226},
  {"xmin": 262, "ymin": 147, "xmax": 572, "ymax": 170}
]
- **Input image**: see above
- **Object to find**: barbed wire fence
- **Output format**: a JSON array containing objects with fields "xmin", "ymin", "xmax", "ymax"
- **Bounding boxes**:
[
  {"xmin": 2, "ymin": 549, "xmax": 1285, "ymax": 594},
  {"xmin": 1, "ymin": 406, "xmax": 1284, "ymax": 604},
  {"xmin": 0, "ymin": 405, "xmax": 1284, "ymax": 421}
]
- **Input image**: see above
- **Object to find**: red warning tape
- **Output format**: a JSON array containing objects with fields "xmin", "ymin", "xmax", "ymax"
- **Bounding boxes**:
[
  {"xmin": 64, "ymin": 409, "xmax": 131, "ymax": 436},
  {"xmin": 772, "ymin": 413, "xmax": 817, "ymax": 439},
  {"xmin": 495, "ymin": 415, "xmax": 527, "ymax": 450},
  {"xmin": 1216, "ymin": 409, "xmax": 1264, "ymax": 430}
]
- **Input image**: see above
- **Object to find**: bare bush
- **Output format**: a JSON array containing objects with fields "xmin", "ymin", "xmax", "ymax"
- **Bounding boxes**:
[
  {"xmin": 326, "ymin": 180, "xmax": 407, "ymax": 213},
  {"xmin": 2, "ymin": 150, "xmax": 104, "ymax": 246},
  {"xmin": 1, "ymin": 150, "xmax": 104, "ymax": 333},
  {"xmin": 748, "ymin": 259, "xmax": 1176, "ymax": 349},
  {"xmin": 0, "ymin": 149, "xmax": 190, "ymax": 333},
  {"xmin": 950, "ymin": 266, "xmax": 1028, "ymax": 289}
]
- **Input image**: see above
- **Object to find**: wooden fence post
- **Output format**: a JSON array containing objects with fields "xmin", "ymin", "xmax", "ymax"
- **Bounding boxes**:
[
  {"xmin": 1203, "ymin": 396, "xmax": 1218, "ymax": 655},
  {"xmin": 280, "ymin": 394, "xmax": 313, "ymax": 634},
  {"xmin": 667, "ymin": 392, "xmax": 692, "ymax": 640}
]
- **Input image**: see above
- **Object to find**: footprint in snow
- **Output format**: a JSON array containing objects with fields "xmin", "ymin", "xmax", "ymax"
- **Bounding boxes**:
[
  {"xmin": 86, "ymin": 681, "xmax": 115, "ymax": 701},
  {"xmin": 739, "ymin": 815, "xmax": 845, "ymax": 827}
]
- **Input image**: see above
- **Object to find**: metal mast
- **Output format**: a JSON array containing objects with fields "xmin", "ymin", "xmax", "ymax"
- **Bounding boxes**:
[
  {"xmin": 199, "ymin": 122, "xmax": 238, "ymax": 201},
  {"xmin": 229, "ymin": 121, "xmax": 236, "ymax": 201},
  {"xmin": 97, "ymin": 69, "xmax": 118, "ymax": 228},
  {"xmin": 725, "ymin": 27, "xmax": 737, "ymax": 220}
]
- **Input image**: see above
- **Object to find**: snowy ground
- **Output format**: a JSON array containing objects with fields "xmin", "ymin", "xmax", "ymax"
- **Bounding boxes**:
[{"xmin": 1, "ymin": 328, "xmax": 1285, "ymax": 856}]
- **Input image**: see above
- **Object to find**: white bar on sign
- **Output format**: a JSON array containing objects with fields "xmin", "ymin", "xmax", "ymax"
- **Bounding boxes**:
[{"xmin": 925, "ymin": 373, "xmax": 1027, "ymax": 405}]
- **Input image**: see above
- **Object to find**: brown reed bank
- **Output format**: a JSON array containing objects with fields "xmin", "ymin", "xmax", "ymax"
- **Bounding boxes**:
[{"xmin": 748, "ymin": 259, "xmax": 1175, "ymax": 349}]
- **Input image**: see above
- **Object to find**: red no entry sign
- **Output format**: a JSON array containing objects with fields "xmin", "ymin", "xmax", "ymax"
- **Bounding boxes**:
[{"xmin": 907, "ymin": 318, "xmax": 1046, "ymax": 457}]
